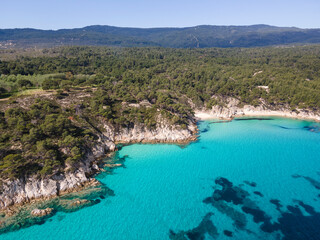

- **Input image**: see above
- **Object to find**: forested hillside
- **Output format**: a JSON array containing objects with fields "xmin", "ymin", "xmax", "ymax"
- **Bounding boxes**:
[
  {"xmin": 1, "ymin": 25, "xmax": 320, "ymax": 48},
  {"xmin": 1, "ymin": 46, "xmax": 320, "ymax": 109},
  {"xmin": 1, "ymin": 45, "xmax": 320, "ymax": 179}
]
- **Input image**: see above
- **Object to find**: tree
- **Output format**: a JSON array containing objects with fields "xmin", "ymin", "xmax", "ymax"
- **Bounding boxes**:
[
  {"xmin": 42, "ymin": 79, "xmax": 60, "ymax": 90},
  {"xmin": 17, "ymin": 79, "xmax": 33, "ymax": 88}
]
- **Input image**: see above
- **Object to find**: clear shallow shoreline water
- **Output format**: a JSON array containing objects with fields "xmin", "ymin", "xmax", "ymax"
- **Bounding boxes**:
[{"xmin": 1, "ymin": 117, "xmax": 320, "ymax": 240}]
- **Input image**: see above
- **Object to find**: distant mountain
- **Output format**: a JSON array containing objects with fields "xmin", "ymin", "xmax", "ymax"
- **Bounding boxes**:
[{"xmin": 1, "ymin": 24, "xmax": 320, "ymax": 48}]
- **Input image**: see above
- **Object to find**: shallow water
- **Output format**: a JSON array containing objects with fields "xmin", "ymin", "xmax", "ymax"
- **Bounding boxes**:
[{"xmin": 1, "ymin": 117, "xmax": 320, "ymax": 240}]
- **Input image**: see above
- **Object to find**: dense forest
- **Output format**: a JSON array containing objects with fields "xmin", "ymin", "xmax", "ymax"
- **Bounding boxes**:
[
  {"xmin": 1, "ymin": 45, "xmax": 320, "ymax": 179},
  {"xmin": 1, "ymin": 46, "xmax": 320, "ymax": 108},
  {"xmin": 0, "ymin": 99, "xmax": 95, "ymax": 179},
  {"xmin": 1, "ymin": 25, "xmax": 320, "ymax": 48}
]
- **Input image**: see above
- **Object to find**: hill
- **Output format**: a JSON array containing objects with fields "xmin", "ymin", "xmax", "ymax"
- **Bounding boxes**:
[{"xmin": 1, "ymin": 24, "xmax": 320, "ymax": 48}]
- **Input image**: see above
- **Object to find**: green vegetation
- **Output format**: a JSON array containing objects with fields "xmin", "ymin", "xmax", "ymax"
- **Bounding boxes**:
[
  {"xmin": 1, "ymin": 45, "xmax": 320, "ymax": 180},
  {"xmin": 1, "ymin": 46, "xmax": 320, "ymax": 108},
  {"xmin": 0, "ymin": 99, "xmax": 97, "ymax": 179},
  {"xmin": 0, "ymin": 88, "xmax": 192, "ymax": 179},
  {"xmin": 1, "ymin": 25, "xmax": 320, "ymax": 48}
]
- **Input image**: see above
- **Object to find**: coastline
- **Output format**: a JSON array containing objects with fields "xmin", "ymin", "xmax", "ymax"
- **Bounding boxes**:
[
  {"xmin": 0, "ymin": 125, "xmax": 198, "ymax": 233},
  {"xmin": 0, "ymin": 120, "xmax": 198, "ymax": 213},
  {"xmin": 1, "ymin": 106, "xmax": 319, "ymax": 213},
  {"xmin": 114, "ymin": 135, "xmax": 198, "ymax": 145},
  {"xmin": 1, "ymin": 105, "xmax": 320, "ymax": 233},
  {"xmin": 194, "ymin": 107, "xmax": 320, "ymax": 123},
  {"xmin": 0, "ymin": 178, "xmax": 101, "ymax": 215}
]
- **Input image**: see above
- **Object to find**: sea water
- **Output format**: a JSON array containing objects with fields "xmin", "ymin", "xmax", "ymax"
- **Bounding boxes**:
[{"xmin": 1, "ymin": 118, "xmax": 320, "ymax": 240}]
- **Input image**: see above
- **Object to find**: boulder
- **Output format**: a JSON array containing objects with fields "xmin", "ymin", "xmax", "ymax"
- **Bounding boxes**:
[{"xmin": 31, "ymin": 208, "xmax": 53, "ymax": 217}]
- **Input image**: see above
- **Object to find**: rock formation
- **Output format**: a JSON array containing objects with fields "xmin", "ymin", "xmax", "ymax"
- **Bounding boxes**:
[
  {"xmin": 0, "ymin": 118, "xmax": 197, "ymax": 210},
  {"xmin": 31, "ymin": 208, "xmax": 53, "ymax": 217},
  {"xmin": 195, "ymin": 96, "xmax": 320, "ymax": 121}
]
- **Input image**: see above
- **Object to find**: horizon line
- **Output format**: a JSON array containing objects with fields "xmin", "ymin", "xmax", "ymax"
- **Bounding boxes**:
[{"xmin": 1, "ymin": 23, "xmax": 318, "ymax": 31}]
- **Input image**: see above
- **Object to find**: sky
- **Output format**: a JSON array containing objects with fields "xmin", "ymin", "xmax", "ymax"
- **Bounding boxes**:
[{"xmin": 1, "ymin": 0, "xmax": 319, "ymax": 29}]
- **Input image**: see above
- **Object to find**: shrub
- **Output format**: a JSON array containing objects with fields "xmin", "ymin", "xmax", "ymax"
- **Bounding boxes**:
[{"xmin": 42, "ymin": 79, "xmax": 60, "ymax": 90}]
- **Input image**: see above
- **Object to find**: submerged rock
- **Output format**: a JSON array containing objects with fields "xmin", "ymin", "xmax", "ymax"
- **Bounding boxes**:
[
  {"xmin": 169, "ymin": 212, "xmax": 218, "ymax": 240},
  {"xmin": 69, "ymin": 199, "xmax": 90, "ymax": 207},
  {"xmin": 104, "ymin": 163, "xmax": 123, "ymax": 168}
]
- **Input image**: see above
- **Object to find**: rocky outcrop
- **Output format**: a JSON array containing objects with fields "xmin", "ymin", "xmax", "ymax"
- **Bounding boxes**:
[
  {"xmin": 68, "ymin": 199, "xmax": 91, "ymax": 208},
  {"xmin": 0, "ymin": 118, "xmax": 197, "ymax": 211},
  {"xmin": 104, "ymin": 163, "xmax": 123, "ymax": 168},
  {"xmin": 195, "ymin": 96, "xmax": 320, "ymax": 121},
  {"xmin": 0, "ymin": 172, "xmax": 101, "ymax": 210},
  {"xmin": 31, "ymin": 208, "xmax": 53, "ymax": 217},
  {"xmin": 97, "ymin": 115, "xmax": 198, "ymax": 144},
  {"xmin": 114, "ymin": 119, "xmax": 198, "ymax": 143},
  {"xmin": 0, "ymin": 133, "xmax": 114, "ymax": 210},
  {"xmin": 115, "ymin": 124, "xmax": 197, "ymax": 143}
]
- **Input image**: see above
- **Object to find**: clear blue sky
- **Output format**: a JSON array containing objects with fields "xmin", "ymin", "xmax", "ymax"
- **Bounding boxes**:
[{"xmin": 1, "ymin": 0, "xmax": 319, "ymax": 29}]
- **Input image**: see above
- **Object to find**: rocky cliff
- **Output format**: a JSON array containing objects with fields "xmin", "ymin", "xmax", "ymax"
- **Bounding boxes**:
[
  {"xmin": 0, "ymin": 135, "xmax": 115, "ymax": 210},
  {"xmin": 0, "ymin": 118, "xmax": 197, "ymax": 211},
  {"xmin": 114, "ymin": 120, "xmax": 198, "ymax": 143}
]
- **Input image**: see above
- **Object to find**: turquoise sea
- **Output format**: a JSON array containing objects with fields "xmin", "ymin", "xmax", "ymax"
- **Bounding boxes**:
[{"xmin": 1, "ymin": 117, "xmax": 320, "ymax": 240}]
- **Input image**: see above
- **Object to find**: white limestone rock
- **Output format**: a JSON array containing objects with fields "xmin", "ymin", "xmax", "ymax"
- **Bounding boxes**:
[{"xmin": 31, "ymin": 208, "xmax": 53, "ymax": 217}]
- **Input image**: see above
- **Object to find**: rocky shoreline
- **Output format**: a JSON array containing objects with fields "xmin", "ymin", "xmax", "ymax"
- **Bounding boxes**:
[
  {"xmin": 195, "ymin": 97, "xmax": 320, "ymax": 122},
  {"xmin": 0, "ymin": 118, "xmax": 198, "ymax": 213},
  {"xmin": 1, "ymin": 99, "xmax": 319, "ymax": 214},
  {"xmin": 114, "ymin": 121, "xmax": 198, "ymax": 144},
  {"xmin": 1, "ymin": 96, "xmax": 319, "ymax": 230}
]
